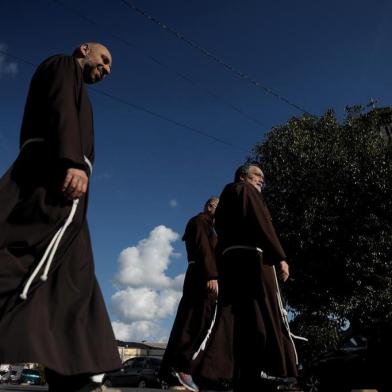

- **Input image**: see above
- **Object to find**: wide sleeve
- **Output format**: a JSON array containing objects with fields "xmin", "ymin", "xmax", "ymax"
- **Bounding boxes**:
[
  {"xmin": 195, "ymin": 218, "xmax": 219, "ymax": 281},
  {"xmin": 184, "ymin": 216, "xmax": 218, "ymax": 281},
  {"xmin": 241, "ymin": 184, "xmax": 287, "ymax": 264},
  {"xmin": 44, "ymin": 56, "xmax": 86, "ymax": 170}
]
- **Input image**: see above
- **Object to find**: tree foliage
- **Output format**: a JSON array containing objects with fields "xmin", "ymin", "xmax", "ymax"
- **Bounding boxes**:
[{"xmin": 252, "ymin": 107, "xmax": 392, "ymax": 360}]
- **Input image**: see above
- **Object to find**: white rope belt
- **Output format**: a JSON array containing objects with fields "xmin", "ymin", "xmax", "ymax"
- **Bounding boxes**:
[
  {"xmin": 84, "ymin": 156, "xmax": 93, "ymax": 175},
  {"xmin": 20, "ymin": 138, "xmax": 45, "ymax": 151},
  {"xmin": 20, "ymin": 138, "xmax": 93, "ymax": 176},
  {"xmin": 222, "ymin": 245, "xmax": 263, "ymax": 256},
  {"xmin": 19, "ymin": 138, "xmax": 92, "ymax": 300},
  {"xmin": 187, "ymin": 258, "xmax": 217, "ymax": 359},
  {"xmin": 192, "ymin": 298, "xmax": 218, "ymax": 361},
  {"xmin": 20, "ymin": 198, "xmax": 79, "ymax": 300},
  {"xmin": 271, "ymin": 265, "xmax": 308, "ymax": 365},
  {"xmin": 222, "ymin": 244, "xmax": 307, "ymax": 365}
]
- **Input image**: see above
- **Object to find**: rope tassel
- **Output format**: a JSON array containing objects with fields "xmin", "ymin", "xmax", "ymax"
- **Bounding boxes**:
[
  {"xmin": 20, "ymin": 199, "xmax": 79, "ymax": 300},
  {"xmin": 192, "ymin": 299, "xmax": 218, "ymax": 361},
  {"xmin": 272, "ymin": 265, "xmax": 308, "ymax": 365}
]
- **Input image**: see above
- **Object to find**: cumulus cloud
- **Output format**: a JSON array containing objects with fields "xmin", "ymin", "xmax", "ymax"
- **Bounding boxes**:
[
  {"xmin": 112, "ymin": 321, "xmax": 164, "ymax": 342},
  {"xmin": 111, "ymin": 225, "xmax": 185, "ymax": 342},
  {"xmin": 114, "ymin": 225, "xmax": 180, "ymax": 289},
  {"xmin": 112, "ymin": 287, "xmax": 181, "ymax": 322},
  {"xmin": 0, "ymin": 44, "xmax": 18, "ymax": 78}
]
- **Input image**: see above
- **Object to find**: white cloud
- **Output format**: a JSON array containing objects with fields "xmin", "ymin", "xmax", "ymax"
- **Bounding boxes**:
[
  {"xmin": 111, "ymin": 287, "xmax": 181, "ymax": 322},
  {"xmin": 111, "ymin": 225, "xmax": 185, "ymax": 342},
  {"xmin": 169, "ymin": 199, "xmax": 178, "ymax": 208},
  {"xmin": 114, "ymin": 225, "xmax": 180, "ymax": 289},
  {"xmin": 112, "ymin": 321, "xmax": 164, "ymax": 342},
  {"xmin": 0, "ymin": 44, "xmax": 18, "ymax": 78}
]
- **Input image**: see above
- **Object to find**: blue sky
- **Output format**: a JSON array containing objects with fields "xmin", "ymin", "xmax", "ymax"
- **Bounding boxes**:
[{"xmin": 1, "ymin": 0, "xmax": 392, "ymax": 341}]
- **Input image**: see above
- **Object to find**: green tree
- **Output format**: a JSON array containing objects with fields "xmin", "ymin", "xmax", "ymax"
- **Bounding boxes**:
[{"xmin": 252, "ymin": 107, "xmax": 392, "ymax": 360}]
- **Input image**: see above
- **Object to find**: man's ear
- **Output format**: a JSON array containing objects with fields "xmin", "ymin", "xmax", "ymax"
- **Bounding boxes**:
[{"xmin": 79, "ymin": 43, "xmax": 90, "ymax": 57}]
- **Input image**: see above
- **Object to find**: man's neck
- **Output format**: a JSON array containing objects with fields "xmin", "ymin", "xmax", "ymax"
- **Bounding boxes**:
[{"xmin": 74, "ymin": 56, "xmax": 84, "ymax": 70}]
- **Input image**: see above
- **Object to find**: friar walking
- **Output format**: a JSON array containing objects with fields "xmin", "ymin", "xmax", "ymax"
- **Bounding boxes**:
[
  {"xmin": 0, "ymin": 43, "xmax": 122, "ymax": 391},
  {"xmin": 213, "ymin": 163, "xmax": 299, "ymax": 391},
  {"xmin": 159, "ymin": 197, "xmax": 222, "ymax": 392}
]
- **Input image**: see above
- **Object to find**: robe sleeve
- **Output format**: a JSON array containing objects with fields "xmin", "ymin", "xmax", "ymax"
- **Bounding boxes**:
[
  {"xmin": 241, "ymin": 184, "xmax": 287, "ymax": 265},
  {"xmin": 43, "ymin": 56, "xmax": 86, "ymax": 171},
  {"xmin": 184, "ymin": 216, "xmax": 218, "ymax": 281},
  {"xmin": 195, "ymin": 217, "xmax": 218, "ymax": 281}
]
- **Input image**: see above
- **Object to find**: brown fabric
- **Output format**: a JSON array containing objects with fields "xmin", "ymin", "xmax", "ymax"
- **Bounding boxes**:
[
  {"xmin": 159, "ymin": 213, "xmax": 218, "ymax": 380},
  {"xmin": 199, "ymin": 181, "xmax": 297, "ymax": 389},
  {"xmin": 0, "ymin": 55, "xmax": 121, "ymax": 375},
  {"xmin": 215, "ymin": 181, "xmax": 286, "ymax": 265},
  {"xmin": 182, "ymin": 212, "xmax": 218, "ymax": 280},
  {"xmin": 45, "ymin": 368, "xmax": 91, "ymax": 392}
]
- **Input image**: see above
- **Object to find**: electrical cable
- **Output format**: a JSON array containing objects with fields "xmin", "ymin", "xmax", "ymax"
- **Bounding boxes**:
[
  {"xmin": 119, "ymin": 0, "xmax": 311, "ymax": 115},
  {"xmin": 49, "ymin": 0, "xmax": 267, "ymax": 128},
  {"xmin": 0, "ymin": 49, "xmax": 246, "ymax": 152}
]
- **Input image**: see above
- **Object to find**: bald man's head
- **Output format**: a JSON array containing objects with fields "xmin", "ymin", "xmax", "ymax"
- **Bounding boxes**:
[
  {"xmin": 204, "ymin": 196, "xmax": 219, "ymax": 216},
  {"xmin": 73, "ymin": 42, "xmax": 112, "ymax": 84}
]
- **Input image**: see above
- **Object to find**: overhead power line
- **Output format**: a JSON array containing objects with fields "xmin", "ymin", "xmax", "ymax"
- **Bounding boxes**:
[
  {"xmin": 89, "ymin": 88, "xmax": 245, "ymax": 151},
  {"xmin": 119, "ymin": 0, "xmax": 311, "ymax": 115},
  {"xmin": 0, "ymin": 49, "xmax": 246, "ymax": 152},
  {"xmin": 49, "ymin": 0, "xmax": 266, "ymax": 128}
]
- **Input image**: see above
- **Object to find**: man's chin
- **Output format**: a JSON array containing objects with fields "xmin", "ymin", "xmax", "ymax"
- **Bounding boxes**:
[{"xmin": 83, "ymin": 69, "xmax": 101, "ymax": 84}]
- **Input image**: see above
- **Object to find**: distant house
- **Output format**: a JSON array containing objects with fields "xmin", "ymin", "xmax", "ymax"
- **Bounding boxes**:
[
  {"xmin": 0, "ymin": 363, "xmax": 36, "ymax": 371},
  {"xmin": 116, "ymin": 341, "xmax": 167, "ymax": 362},
  {"xmin": 1, "ymin": 342, "xmax": 169, "ymax": 369}
]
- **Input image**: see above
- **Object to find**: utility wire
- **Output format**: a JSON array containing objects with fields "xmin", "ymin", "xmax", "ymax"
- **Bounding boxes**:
[
  {"xmin": 119, "ymin": 0, "xmax": 311, "ymax": 115},
  {"xmin": 49, "ymin": 0, "xmax": 266, "ymax": 128},
  {"xmin": 0, "ymin": 49, "xmax": 246, "ymax": 152},
  {"xmin": 90, "ymin": 88, "xmax": 246, "ymax": 151}
]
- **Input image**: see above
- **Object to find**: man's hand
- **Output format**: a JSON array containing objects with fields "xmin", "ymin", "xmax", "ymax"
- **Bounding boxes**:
[
  {"xmin": 62, "ymin": 168, "xmax": 88, "ymax": 200},
  {"xmin": 207, "ymin": 279, "xmax": 219, "ymax": 296},
  {"xmin": 277, "ymin": 260, "xmax": 289, "ymax": 282}
]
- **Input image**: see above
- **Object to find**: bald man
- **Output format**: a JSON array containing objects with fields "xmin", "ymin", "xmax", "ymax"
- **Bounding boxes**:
[{"xmin": 0, "ymin": 43, "xmax": 121, "ymax": 391}]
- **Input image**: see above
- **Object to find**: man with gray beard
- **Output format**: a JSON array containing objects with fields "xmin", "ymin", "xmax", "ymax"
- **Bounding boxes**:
[{"xmin": 213, "ymin": 164, "xmax": 298, "ymax": 391}]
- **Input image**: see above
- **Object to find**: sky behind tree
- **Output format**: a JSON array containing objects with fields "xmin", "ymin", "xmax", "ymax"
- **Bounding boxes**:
[{"xmin": 1, "ymin": 0, "xmax": 392, "ymax": 341}]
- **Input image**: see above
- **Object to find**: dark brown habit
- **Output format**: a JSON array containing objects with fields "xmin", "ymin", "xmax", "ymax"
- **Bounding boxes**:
[
  {"xmin": 200, "ymin": 181, "xmax": 298, "ymax": 390},
  {"xmin": 159, "ymin": 212, "xmax": 218, "ymax": 382},
  {"xmin": 0, "ymin": 55, "xmax": 121, "ymax": 375}
]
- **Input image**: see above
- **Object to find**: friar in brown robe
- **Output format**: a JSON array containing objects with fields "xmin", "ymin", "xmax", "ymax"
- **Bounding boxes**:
[
  {"xmin": 159, "ymin": 197, "xmax": 221, "ymax": 391},
  {"xmin": 0, "ymin": 43, "xmax": 122, "ymax": 391},
  {"xmin": 208, "ymin": 163, "xmax": 298, "ymax": 391}
]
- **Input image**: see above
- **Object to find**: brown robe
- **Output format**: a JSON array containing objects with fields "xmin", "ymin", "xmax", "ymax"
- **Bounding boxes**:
[
  {"xmin": 159, "ymin": 212, "xmax": 218, "ymax": 381},
  {"xmin": 0, "ymin": 55, "xmax": 121, "ymax": 375},
  {"xmin": 200, "ymin": 181, "xmax": 297, "ymax": 390}
]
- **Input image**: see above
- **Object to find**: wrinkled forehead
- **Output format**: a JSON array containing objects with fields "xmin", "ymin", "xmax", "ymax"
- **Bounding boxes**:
[
  {"xmin": 248, "ymin": 165, "xmax": 263, "ymax": 176},
  {"xmin": 209, "ymin": 199, "xmax": 219, "ymax": 207}
]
